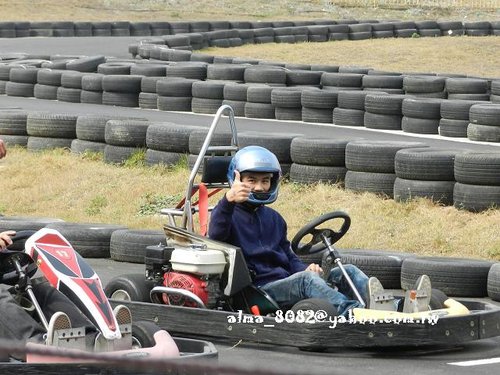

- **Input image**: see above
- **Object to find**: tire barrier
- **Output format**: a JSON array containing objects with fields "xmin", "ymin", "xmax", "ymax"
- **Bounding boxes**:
[
  {"xmin": 5, "ymin": 109, "xmax": 499, "ymax": 210},
  {"xmin": 401, "ymin": 256, "xmax": 495, "ymax": 297},
  {"xmin": 110, "ymin": 229, "xmax": 167, "ymax": 263},
  {"xmin": 345, "ymin": 141, "xmax": 427, "ymax": 198}
]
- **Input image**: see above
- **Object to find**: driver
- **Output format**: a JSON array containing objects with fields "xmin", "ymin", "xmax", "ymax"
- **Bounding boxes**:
[{"xmin": 208, "ymin": 146, "xmax": 432, "ymax": 316}]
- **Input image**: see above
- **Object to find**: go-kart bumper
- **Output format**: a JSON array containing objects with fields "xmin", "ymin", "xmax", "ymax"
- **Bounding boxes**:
[{"xmin": 111, "ymin": 299, "xmax": 500, "ymax": 349}]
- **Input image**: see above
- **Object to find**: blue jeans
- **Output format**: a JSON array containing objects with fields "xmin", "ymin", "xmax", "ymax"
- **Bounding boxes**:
[{"xmin": 260, "ymin": 265, "xmax": 368, "ymax": 316}]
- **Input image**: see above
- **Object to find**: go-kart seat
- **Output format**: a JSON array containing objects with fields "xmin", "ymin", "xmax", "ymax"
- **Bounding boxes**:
[{"xmin": 161, "ymin": 155, "xmax": 233, "ymax": 235}]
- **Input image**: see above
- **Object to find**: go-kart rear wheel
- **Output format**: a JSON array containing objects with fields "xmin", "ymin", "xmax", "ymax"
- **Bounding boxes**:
[
  {"xmin": 132, "ymin": 321, "xmax": 161, "ymax": 349},
  {"xmin": 104, "ymin": 273, "xmax": 154, "ymax": 302}
]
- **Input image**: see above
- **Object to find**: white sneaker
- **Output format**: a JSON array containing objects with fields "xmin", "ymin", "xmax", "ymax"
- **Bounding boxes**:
[
  {"xmin": 46, "ymin": 311, "xmax": 72, "ymax": 346},
  {"xmin": 403, "ymin": 275, "xmax": 432, "ymax": 313},
  {"xmin": 367, "ymin": 277, "xmax": 396, "ymax": 311}
]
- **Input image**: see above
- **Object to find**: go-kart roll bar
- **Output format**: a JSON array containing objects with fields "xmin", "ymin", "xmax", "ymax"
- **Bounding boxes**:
[
  {"xmin": 181, "ymin": 105, "xmax": 238, "ymax": 231},
  {"xmin": 321, "ymin": 234, "xmax": 366, "ymax": 308}
]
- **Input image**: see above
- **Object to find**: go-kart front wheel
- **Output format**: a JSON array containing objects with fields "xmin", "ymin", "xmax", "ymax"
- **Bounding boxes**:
[
  {"xmin": 132, "ymin": 321, "xmax": 162, "ymax": 349},
  {"xmin": 105, "ymin": 273, "xmax": 154, "ymax": 302}
]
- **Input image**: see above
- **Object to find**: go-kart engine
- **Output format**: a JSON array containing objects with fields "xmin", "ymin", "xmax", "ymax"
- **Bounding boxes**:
[{"xmin": 163, "ymin": 272, "xmax": 220, "ymax": 308}]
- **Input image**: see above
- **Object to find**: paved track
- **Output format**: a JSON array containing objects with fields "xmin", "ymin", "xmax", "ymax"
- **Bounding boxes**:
[{"xmin": 3, "ymin": 35, "xmax": 500, "ymax": 374}]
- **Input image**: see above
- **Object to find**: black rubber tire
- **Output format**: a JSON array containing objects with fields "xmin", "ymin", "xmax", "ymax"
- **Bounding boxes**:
[
  {"xmin": 402, "ymin": 116, "xmax": 440, "ymax": 134},
  {"xmin": 191, "ymin": 97, "xmax": 224, "ymax": 114},
  {"xmin": 401, "ymin": 257, "xmax": 494, "ymax": 297},
  {"xmin": 103, "ymin": 145, "xmax": 142, "ymax": 165},
  {"xmin": 338, "ymin": 91, "xmax": 372, "ymax": 110},
  {"xmin": 320, "ymin": 73, "xmax": 363, "ymax": 88},
  {"xmin": 192, "ymin": 80, "xmax": 226, "ymax": 99},
  {"xmin": 324, "ymin": 253, "xmax": 403, "ymax": 289},
  {"xmin": 454, "ymin": 152, "xmax": 500, "ymax": 186},
  {"xmin": 275, "ymin": 107, "xmax": 302, "ymax": 121},
  {"xmin": 362, "ymin": 75, "xmax": 403, "ymax": 90},
  {"xmin": 9, "ymin": 67, "xmax": 39, "ymax": 84},
  {"xmin": 141, "ymin": 77, "xmax": 164, "ymax": 94},
  {"xmin": 145, "ymin": 149, "xmax": 184, "ymax": 167},
  {"xmin": 238, "ymin": 132, "xmax": 300, "ymax": 163},
  {"xmin": 207, "ymin": 64, "xmax": 247, "ymax": 81},
  {"xmin": 0, "ymin": 135, "xmax": 28, "ymax": 147},
  {"xmin": 271, "ymin": 88, "xmax": 303, "ymax": 108},
  {"xmin": 110, "ymin": 229, "xmax": 167, "ymax": 263},
  {"xmin": 157, "ymin": 96, "xmax": 193, "ymax": 112},
  {"xmin": 26, "ymin": 113, "xmax": 78, "ymax": 138},
  {"xmin": 165, "ymin": 63, "xmax": 207, "ymax": 80},
  {"xmin": 291, "ymin": 137, "xmax": 353, "ymax": 166},
  {"xmin": 487, "ymin": 263, "xmax": 500, "ymax": 302},
  {"xmin": 403, "ymin": 76, "xmax": 446, "ymax": 93},
  {"xmin": 37, "ymin": 69, "xmax": 64, "ymax": 86},
  {"xmin": 130, "ymin": 64, "xmax": 167, "ymax": 77},
  {"xmin": 439, "ymin": 118, "xmax": 469, "ymax": 138},
  {"xmin": 44, "ymin": 222, "xmax": 127, "ymax": 258},
  {"xmin": 76, "ymin": 115, "xmax": 146, "ymax": 143},
  {"xmin": 222, "ymin": 99, "xmax": 246, "ymax": 117},
  {"xmin": 61, "ymin": 71, "xmax": 84, "ymax": 89},
  {"xmin": 0, "ymin": 216, "xmax": 64, "ymax": 232},
  {"xmin": 56, "ymin": 87, "xmax": 81, "ymax": 103},
  {"xmin": 445, "ymin": 78, "xmax": 489, "ymax": 94},
  {"xmin": 81, "ymin": 74, "xmax": 104, "ymax": 91},
  {"xmin": 247, "ymin": 86, "xmax": 274, "ymax": 104},
  {"xmin": 223, "ymin": 83, "xmax": 253, "ymax": 101},
  {"xmin": 363, "ymin": 112, "xmax": 402, "ymax": 130},
  {"xmin": 139, "ymin": 92, "xmax": 158, "ymax": 110},
  {"xmin": 66, "ymin": 55, "xmax": 106, "ymax": 73},
  {"xmin": 289, "ymin": 163, "xmax": 347, "ymax": 184},
  {"xmin": 467, "ymin": 123, "xmax": 500, "ymax": 143},
  {"xmin": 146, "ymin": 123, "xmax": 202, "ymax": 153},
  {"xmin": 27, "ymin": 136, "xmax": 73, "ymax": 151},
  {"xmin": 395, "ymin": 148, "xmax": 457, "ymax": 181},
  {"xmin": 5, "ymin": 82, "xmax": 34, "ymax": 97},
  {"xmin": 453, "ymin": 182, "xmax": 500, "ymax": 212},
  {"xmin": 97, "ymin": 62, "xmax": 133, "ymax": 75},
  {"xmin": 104, "ymin": 273, "xmax": 154, "ymax": 302},
  {"xmin": 469, "ymin": 104, "xmax": 500, "ymax": 126},
  {"xmin": 102, "ymin": 91, "xmax": 139, "ymax": 108},
  {"xmin": 345, "ymin": 171, "xmax": 396, "ymax": 198},
  {"xmin": 345, "ymin": 140, "xmax": 428, "ymax": 173},
  {"xmin": 393, "ymin": 178, "xmax": 455, "ymax": 205},
  {"xmin": 104, "ymin": 120, "xmax": 150, "ymax": 147},
  {"xmin": 34, "ymin": 84, "xmax": 59, "ymax": 100},
  {"xmin": 301, "ymin": 107, "xmax": 333, "ymax": 123},
  {"xmin": 244, "ymin": 102, "xmax": 275, "ymax": 119},
  {"xmin": 364, "ymin": 94, "xmax": 408, "ymax": 115},
  {"xmin": 332, "ymin": 108, "xmax": 365, "ymax": 127},
  {"xmin": 244, "ymin": 66, "xmax": 286, "ymax": 85},
  {"xmin": 188, "ymin": 130, "xmax": 233, "ymax": 155},
  {"xmin": 102, "ymin": 75, "xmax": 143, "ymax": 93},
  {"xmin": 402, "ymin": 98, "xmax": 443, "ymax": 119},
  {"xmin": 0, "ymin": 111, "xmax": 28, "ymax": 135},
  {"xmin": 301, "ymin": 89, "xmax": 338, "ymax": 109},
  {"xmin": 70, "ymin": 139, "xmax": 106, "ymax": 154},
  {"xmin": 440, "ymin": 99, "xmax": 482, "ymax": 120},
  {"xmin": 131, "ymin": 321, "xmax": 163, "ymax": 348},
  {"xmin": 286, "ymin": 70, "xmax": 322, "ymax": 86}
]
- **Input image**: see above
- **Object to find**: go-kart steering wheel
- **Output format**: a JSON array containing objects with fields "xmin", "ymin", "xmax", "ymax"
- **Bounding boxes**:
[
  {"xmin": 291, "ymin": 211, "xmax": 351, "ymax": 255},
  {"xmin": 0, "ymin": 230, "xmax": 37, "ymax": 284}
]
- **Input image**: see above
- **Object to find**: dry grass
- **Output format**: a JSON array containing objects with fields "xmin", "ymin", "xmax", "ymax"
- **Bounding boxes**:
[
  {"xmin": 1, "ymin": 148, "xmax": 499, "ymax": 261},
  {"xmin": 0, "ymin": 0, "xmax": 498, "ymax": 21},
  {"xmin": 204, "ymin": 36, "xmax": 500, "ymax": 78}
]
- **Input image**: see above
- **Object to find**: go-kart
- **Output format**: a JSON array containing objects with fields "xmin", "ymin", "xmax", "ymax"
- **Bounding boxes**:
[
  {"xmin": 104, "ymin": 105, "xmax": 500, "ymax": 350},
  {"xmin": 0, "ymin": 228, "xmax": 217, "ymax": 367}
]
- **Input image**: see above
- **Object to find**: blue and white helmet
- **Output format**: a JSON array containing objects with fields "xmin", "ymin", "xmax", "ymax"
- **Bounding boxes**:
[{"xmin": 227, "ymin": 146, "xmax": 282, "ymax": 205}]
